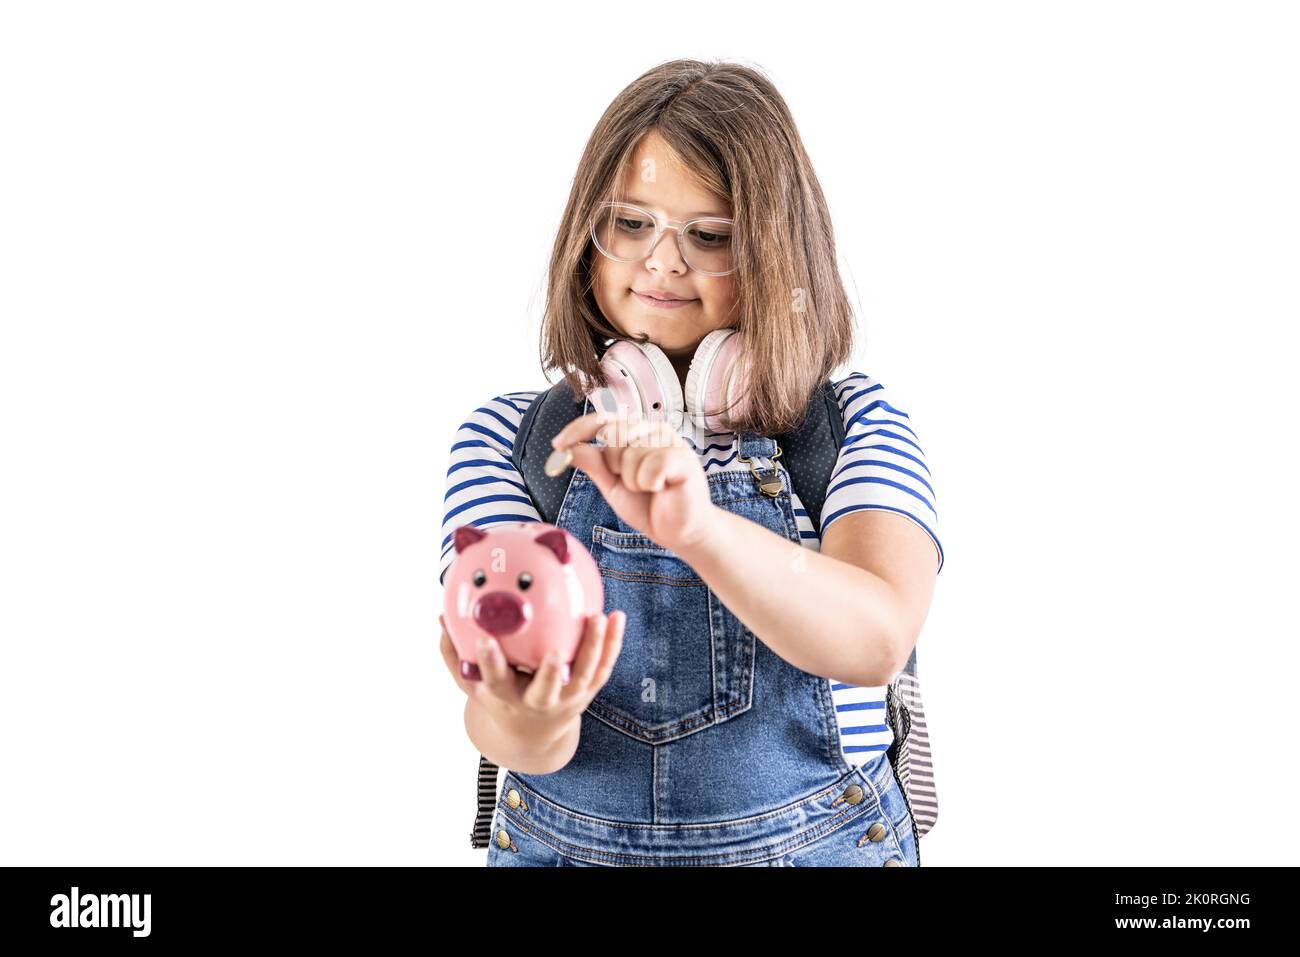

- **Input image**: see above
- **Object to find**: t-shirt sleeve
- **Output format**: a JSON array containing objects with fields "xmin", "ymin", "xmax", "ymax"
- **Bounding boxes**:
[
  {"xmin": 438, "ymin": 392, "xmax": 545, "ymax": 587},
  {"xmin": 821, "ymin": 373, "xmax": 943, "ymax": 574}
]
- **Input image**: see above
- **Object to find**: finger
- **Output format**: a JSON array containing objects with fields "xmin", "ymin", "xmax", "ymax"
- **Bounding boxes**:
[
  {"xmin": 650, "ymin": 446, "xmax": 700, "ymax": 490},
  {"xmin": 439, "ymin": 623, "xmax": 477, "ymax": 696},
  {"xmin": 567, "ymin": 441, "xmax": 622, "ymax": 497},
  {"xmin": 601, "ymin": 443, "xmax": 624, "ymax": 476},
  {"xmin": 635, "ymin": 448, "xmax": 675, "ymax": 493},
  {"xmin": 551, "ymin": 409, "xmax": 642, "ymax": 451},
  {"xmin": 439, "ymin": 614, "xmax": 478, "ymax": 693},
  {"xmin": 521, "ymin": 643, "xmax": 575, "ymax": 710},
  {"xmin": 619, "ymin": 446, "xmax": 654, "ymax": 490},
  {"xmin": 619, "ymin": 419, "xmax": 682, "ymax": 449},
  {"xmin": 595, "ymin": 415, "xmax": 656, "ymax": 448},
  {"xmin": 564, "ymin": 611, "xmax": 608, "ymax": 692},
  {"xmin": 475, "ymin": 633, "xmax": 524, "ymax": 702}
]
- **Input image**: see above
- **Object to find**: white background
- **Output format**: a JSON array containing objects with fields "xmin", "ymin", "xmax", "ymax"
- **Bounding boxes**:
[{"xmin": 1, "ymin": 1, "xmax": 1296, "ymax": 866}]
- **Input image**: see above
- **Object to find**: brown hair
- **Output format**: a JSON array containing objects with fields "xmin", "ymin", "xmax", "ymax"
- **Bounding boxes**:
[{"xmin": 539, "ymin": 58, "xmax": 856, "ymax": 437}]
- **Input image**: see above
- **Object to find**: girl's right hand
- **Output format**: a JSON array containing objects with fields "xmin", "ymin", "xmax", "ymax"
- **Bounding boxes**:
[{"xmin": 438, "ymin": 610, "xmax": 626, "ymax": 741}]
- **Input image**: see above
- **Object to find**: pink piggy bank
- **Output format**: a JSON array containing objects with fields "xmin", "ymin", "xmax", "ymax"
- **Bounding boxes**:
[{"xmin": 443, "ymin": 522, "xmax": 604, "ymax": 681}]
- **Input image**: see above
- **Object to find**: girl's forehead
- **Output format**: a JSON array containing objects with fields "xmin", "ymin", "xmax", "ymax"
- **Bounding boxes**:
[{"xmin": 612, "ymin": 167, "xmax": 732, "ymax": 220}]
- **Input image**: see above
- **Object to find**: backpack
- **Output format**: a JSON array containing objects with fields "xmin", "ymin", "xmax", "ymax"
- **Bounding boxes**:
[{"xmin": 466, "ymin": 377, "xmax": 938, "ymax": 848}]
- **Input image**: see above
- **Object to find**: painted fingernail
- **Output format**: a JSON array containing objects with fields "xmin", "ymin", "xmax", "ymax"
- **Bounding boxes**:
[{"xmin": 544, "ymin": 447, "xmax": 573, "ymax": 477}]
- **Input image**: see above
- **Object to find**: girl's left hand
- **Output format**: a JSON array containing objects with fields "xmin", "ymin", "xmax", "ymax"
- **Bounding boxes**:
[{"xmin": 551, "ymin": 411, "xmax": 718, "ymax": 553}]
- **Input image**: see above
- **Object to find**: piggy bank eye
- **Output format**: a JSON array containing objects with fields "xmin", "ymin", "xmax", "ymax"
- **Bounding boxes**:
[
  {"xmin": 517, "ymin": 572, "xmax": 533, "ymax": 591},
  {"xmin": 472, "ymin": 569, "xmax": 487, "ymax": 587}
]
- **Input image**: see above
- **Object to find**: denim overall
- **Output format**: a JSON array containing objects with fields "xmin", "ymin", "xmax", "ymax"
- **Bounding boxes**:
[{"xmin": 486, "ymin": 431, "xmax": 919, "ymax": 867}]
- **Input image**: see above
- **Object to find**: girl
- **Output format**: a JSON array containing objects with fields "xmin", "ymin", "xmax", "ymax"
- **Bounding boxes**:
[{"xmin": 438, "ymin": 59, "xmax": 942, "ymax": 867}]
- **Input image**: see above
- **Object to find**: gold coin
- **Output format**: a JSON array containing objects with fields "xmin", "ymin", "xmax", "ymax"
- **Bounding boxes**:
[{"xmin": 544, "ymin": 447, "xmax": 573, "ymax": 477}]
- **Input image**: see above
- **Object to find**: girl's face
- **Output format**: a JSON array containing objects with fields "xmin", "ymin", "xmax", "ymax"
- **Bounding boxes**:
[{"xmin": 590, "ymin": 131, "xmax": 738, "ymax": 378}]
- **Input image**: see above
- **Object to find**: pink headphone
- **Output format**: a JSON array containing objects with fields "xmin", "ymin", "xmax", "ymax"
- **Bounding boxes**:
[{"xmin": 582, "ymin": 328, "xmax": 753, "ymax": 435}]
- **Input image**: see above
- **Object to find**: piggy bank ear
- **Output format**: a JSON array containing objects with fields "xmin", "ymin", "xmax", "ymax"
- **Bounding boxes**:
[
  {"xmin": 534, "ymin": 529, "xmax": 571, "ymax": 565},
  {"xmin": 453, "ymin": 525, "xmax": 488, "ymax": 554}
]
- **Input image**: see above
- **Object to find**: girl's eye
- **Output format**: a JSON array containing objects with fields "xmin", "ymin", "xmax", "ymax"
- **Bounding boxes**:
[
  {"xmin": 687, "ymin": 226, "xmax": 731, "ymax": 248},
  {"xmin": 473, "ymin": 569, "xmax": 487, "ymax": 587},
  {"xmin": 517, "ymin": 572, "xmax": 533, "ymax": 591},
  {"xmin": 615, "ymin": 216, "xmax": 652, "ymax": 234}
]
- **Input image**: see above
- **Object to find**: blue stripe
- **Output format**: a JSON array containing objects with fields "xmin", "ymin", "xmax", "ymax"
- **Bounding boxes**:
[
  {"xmin": 836, "ymin": 700, "xmax": 886, "ymax": 712},
  {"xmin": 835, "ymin": 375, "xmax": 877, "ymax": 402},
  {"xmin": 459, "ymin": 421, "xmax": 514, "ymax": 450},
  {"xmin": 495, "ymin": 396, "xmax": 530, "ymax": 415},
  {"xmin": 845, "ymin": 402, "xmax": 918, "ymax": 440},
  {"xmin": 841, "ymin": 723, "xmax": 888, "ymax": 735},
  {"xmin": 826, "ymin": 474, "xmax": 936, "ymax": 516},
  {"xmin": 448, "ymin": 458, "xmax": 531, "ymax": 477},
  {"xmin": 842, "ymin": 427, "xmax": 925, "ymax": 457},
  {"xmin": 828, "ymin": 457, "xmax": 935, "ymax": 498},
  {"xmin": 444, "ymin": 474, "xmax": 529, "ymax": 501},
  {"xmin": 843, "ymin": 744, "xmax": 889, "ymax": 753},
  {"xmin": 700, "ymin": 449, "xmax": 739, "ymax": 470},
  {"xmin": 837, "ymin": 380, "xmax": 901, "ymax": 410},
  {"xmin": 683, "ymin": 437, "xmax": 736, "ymax": 456},
  {"xmin": 474, "ymin": 405, "xmax": 522, "ymax": 437},
  {"xmin": 442, "ymin": 492, "xmax": 536, "ymax": 528},
  {"xmin": 450, "ymin": 438, "xmax": 502, "ymax": 455},
  {"xmin": 440, "ymin": 512, "xmax": 540, "ymax": 552},
  {"xmin": 835, "ymin": 442, "xmax": 931, "ymax": 477}
]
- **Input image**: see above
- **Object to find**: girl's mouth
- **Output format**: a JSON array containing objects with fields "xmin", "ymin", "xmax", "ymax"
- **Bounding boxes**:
[{"xmin": 632, "ymin": 290, "xmax": 698, "ymax": 309}]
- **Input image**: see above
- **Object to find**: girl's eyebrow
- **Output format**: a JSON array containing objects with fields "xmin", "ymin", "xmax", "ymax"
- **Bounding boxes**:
[{"xmin": 625, "ymin": 197, "xmax": 733, "ymax": 220}]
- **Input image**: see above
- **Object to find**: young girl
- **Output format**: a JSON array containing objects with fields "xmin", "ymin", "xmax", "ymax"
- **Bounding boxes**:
[{"xmin": 438, "ymin": 59, "xmax": 942, "ymax": 867}]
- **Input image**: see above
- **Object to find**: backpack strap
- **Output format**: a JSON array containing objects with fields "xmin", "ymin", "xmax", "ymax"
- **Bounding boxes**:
[
  {"xmin": 771, "ymin": 379, "xmax": 844, "ymax": 535},
  {"xmin": 511, "ymin": 379, "xmax": 588, "ymax": 525}
]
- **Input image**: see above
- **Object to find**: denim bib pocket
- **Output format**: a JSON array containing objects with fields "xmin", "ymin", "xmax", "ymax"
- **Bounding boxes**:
[{"xmin": 585, "ymin": 524, "xmax": 756, "ymax": 744}]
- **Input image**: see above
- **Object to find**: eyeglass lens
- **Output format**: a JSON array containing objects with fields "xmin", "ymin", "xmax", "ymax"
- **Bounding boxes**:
[{"xmin": 591, "ymin": 203, "xmax": 733, "ymax": 274}]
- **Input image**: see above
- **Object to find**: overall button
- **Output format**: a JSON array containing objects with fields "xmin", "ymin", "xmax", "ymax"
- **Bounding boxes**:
[
  {"xmin": 867, "ymin": 822, "xmax": 887, "ymax": 842},
  {"xmin": 833, "ymin": 784, "xmax": 864, "ymax": 806},
  {"xmin": 495, "ymin": 829, "xmax": 518, "ymax": 852},
  {"xmin": 883, "ymin": 858, "xmax": 905, "ymax": 867},
  {"xmin": 505, "ymin": 788, "xmax": 527, "ymax": 811}
]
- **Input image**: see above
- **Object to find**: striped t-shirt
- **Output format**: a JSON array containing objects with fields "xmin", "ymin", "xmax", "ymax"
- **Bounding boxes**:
[{"xmin": 438, "ymin": 372, "xmax": 942, "ymax": 766}]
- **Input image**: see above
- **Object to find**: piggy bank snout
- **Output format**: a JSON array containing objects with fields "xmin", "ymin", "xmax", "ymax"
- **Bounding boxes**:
[{"xmin": 473, "ymin": 591, "xmax": 529, "ymax": 637}]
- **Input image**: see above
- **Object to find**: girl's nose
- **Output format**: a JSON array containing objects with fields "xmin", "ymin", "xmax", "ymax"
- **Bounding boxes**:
[{"xmin": 644, "ymin": 229, "xmax": 687, "ymax": 275}]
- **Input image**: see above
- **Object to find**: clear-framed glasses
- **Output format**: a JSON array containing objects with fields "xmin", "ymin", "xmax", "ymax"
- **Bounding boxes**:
[{"xmin": 589, "ymin": 201, "xmax": 736, "ymax": 277}]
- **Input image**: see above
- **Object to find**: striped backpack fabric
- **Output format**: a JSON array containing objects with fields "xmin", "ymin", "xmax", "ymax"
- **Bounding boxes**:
[{"xmin": 466, "ymin": 377, "xmax": 939, "ymax": 849}]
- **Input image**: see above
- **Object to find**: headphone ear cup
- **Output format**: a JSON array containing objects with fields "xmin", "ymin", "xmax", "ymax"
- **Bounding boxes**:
[
  {"xmin": 582, "ymin": 339, "xmax": 681, "ymax": 426},
  {"xmin": 684, "ymin": 328, "xmax": 749, "ymax": 433},
  {"xmin": 634, "ymin": 340, "xmax": 684, "ymax": 427}
]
